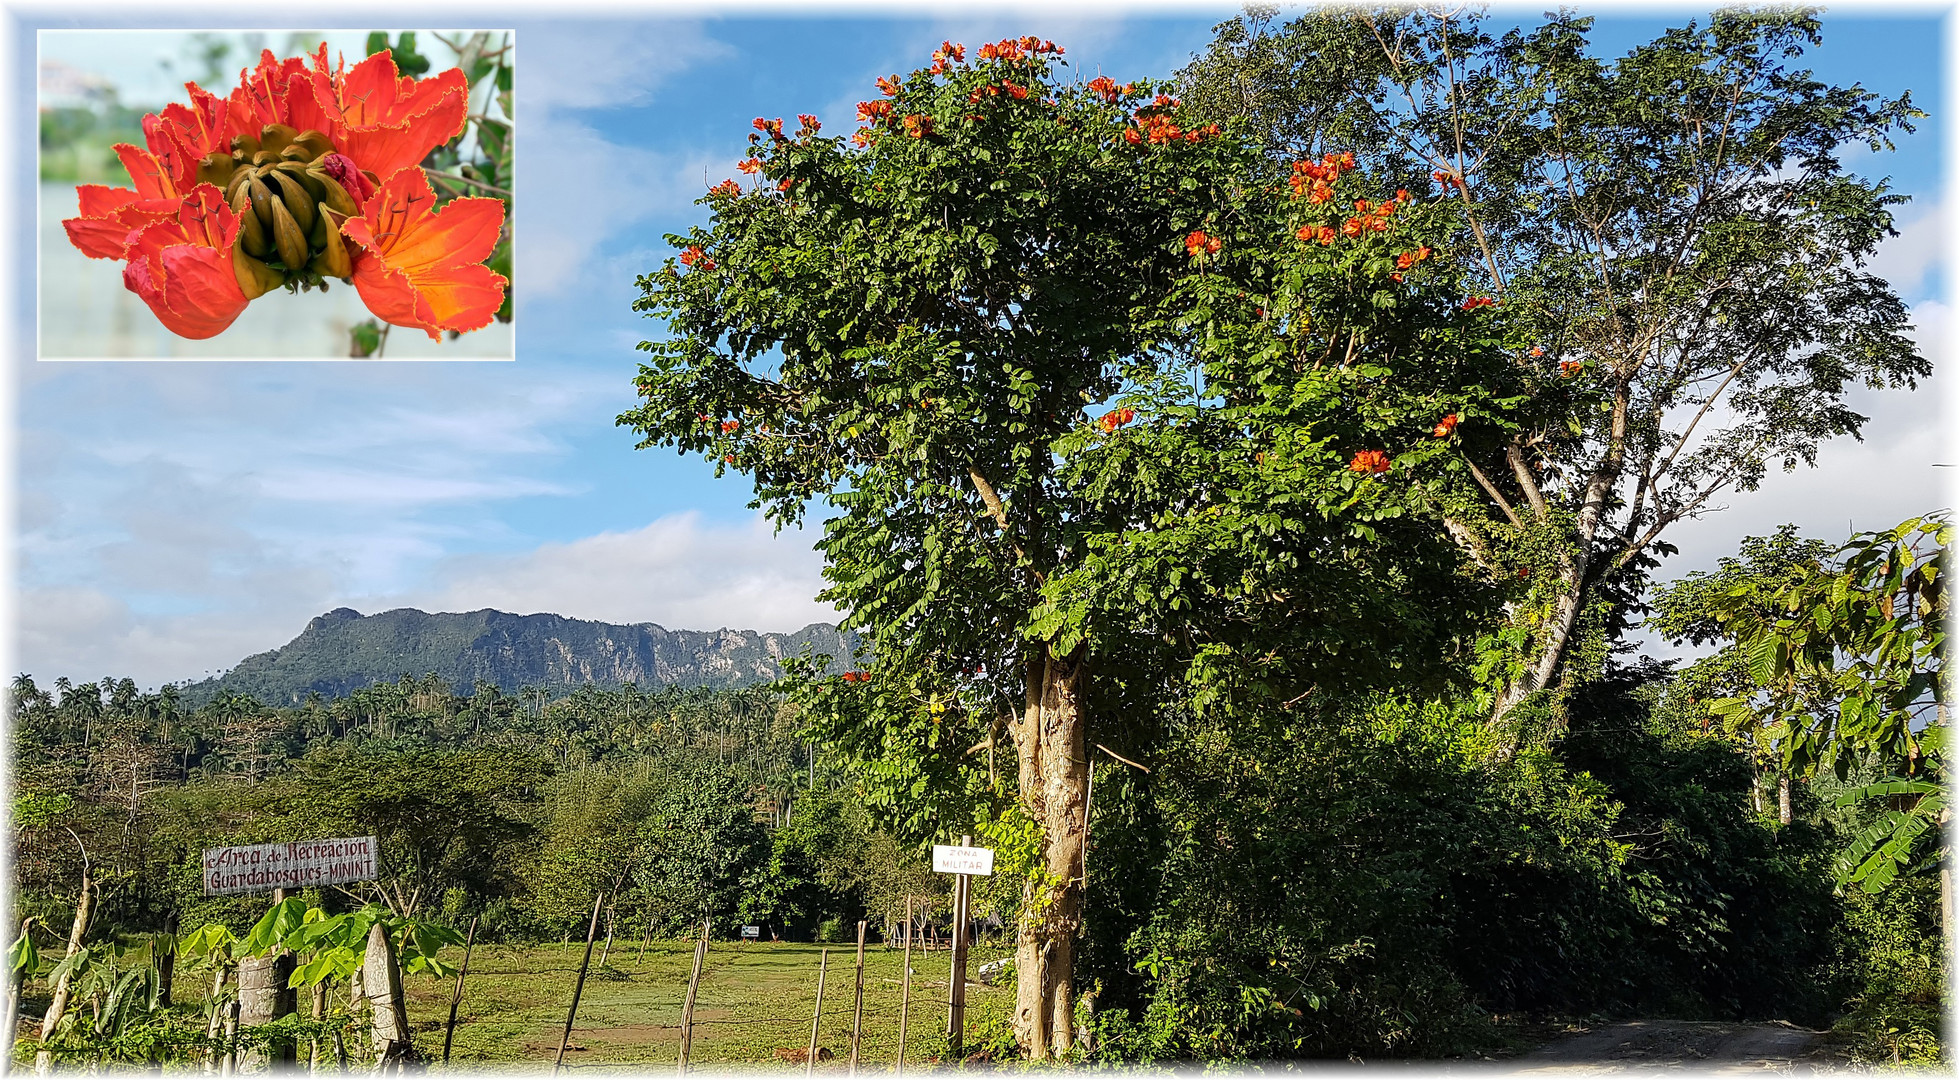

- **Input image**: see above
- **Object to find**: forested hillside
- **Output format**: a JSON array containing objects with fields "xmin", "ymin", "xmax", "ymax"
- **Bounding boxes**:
[{"xmin": 173, "ymin": 607, "xmax": 854, "ymax": 706}]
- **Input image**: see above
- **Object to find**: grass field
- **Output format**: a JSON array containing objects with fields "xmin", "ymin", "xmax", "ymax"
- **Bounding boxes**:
[{"xmin": 393, "ymin": 938, "xmax": 1019, "ymax": 1072}]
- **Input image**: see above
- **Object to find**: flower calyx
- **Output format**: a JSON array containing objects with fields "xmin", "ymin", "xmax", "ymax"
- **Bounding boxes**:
[{"xmin": 203, "ymin": 123, "xmax": 371, "ymax": 298}]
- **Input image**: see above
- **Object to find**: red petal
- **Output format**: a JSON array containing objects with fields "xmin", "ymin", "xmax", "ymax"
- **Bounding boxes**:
[
  {"xmin": 342, "ymin": 172, "xmax": 507, "ymax": 340},
  {"xmin": 157, "ymin": 244, "xmax": 249, "ymax": 338},
  {"xmin": 334, "ymin": 54, "xmax": 469, "ymax": 179},
  {"xmin": 114, "ymin": 144, "xmax": 176, "ymax": 199},
  {"xmin": 119, "ymin": 188, "xmax": 248, "ymax": 338}
]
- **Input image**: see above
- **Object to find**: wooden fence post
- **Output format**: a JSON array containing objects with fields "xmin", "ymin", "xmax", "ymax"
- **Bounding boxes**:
[
  {"xmin": 441, "ymin": 915, "xmax": 478, "ymax": 1064},
  {"xmin": 896, "ymin": 899, "xmax": 912, "ymax": 1078},
  {"xmin": 806, "ymin": 950, "xmax": 827, "ymax": 1078},
  {"xmin": 676, "ymin": 918, "xmax": 708, "ymax": 1076},
  {"xmin": 946, "ymin": 835, "xmax": 972, "ymax": 1063},
  {"xmin": 848, "ymin": 921, "xmax": 867, "ymax": 1074},
  {"xmin": 553, "ymin": 896, "xmax": 604, "ymax": 1074},
  {"xmin": 597, "ymin": 897, "xmax": 616, "ymax": 969}
]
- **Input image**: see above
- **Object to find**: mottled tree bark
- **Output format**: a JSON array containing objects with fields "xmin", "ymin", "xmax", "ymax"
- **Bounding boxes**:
[{"xmin": 1010, "ymin": 647, "xmax": 1087, "ymax": 1060}]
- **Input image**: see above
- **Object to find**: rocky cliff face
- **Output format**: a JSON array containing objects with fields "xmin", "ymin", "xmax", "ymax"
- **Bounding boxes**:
[{"xmin": 179, "ymin": 607, "xmax": 856, "ymax": 706}]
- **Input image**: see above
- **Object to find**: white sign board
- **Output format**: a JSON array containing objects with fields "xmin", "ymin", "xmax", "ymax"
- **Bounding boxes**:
[
  {"xmin": 202, "ymin": 837, "xmax": 378, "ymax": 896},
  {"xmin": 932, "ymin": 845, "xmax": 995, "ymax": 876},
  {"xmin": 741, "ymin": 925, "xmax": 762, "ymax": 939}
]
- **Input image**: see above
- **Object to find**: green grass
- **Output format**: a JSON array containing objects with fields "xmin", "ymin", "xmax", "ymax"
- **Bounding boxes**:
[{"xmin": 396, "ymin": 939, "xmax": 1017, "ymax": 1071}]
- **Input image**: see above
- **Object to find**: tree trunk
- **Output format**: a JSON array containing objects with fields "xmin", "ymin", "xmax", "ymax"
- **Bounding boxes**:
[
  {"xmin": 1778, "ymin": 774, "xmax": 1793, "ymax": 826},
  {"xmin": 34, "ymin": 872, "xmax": 92, "ymax": 1074},
  {"xmin": 157, "ymin": 913, "xmax": 178, "ymax": 1008},
  {"xmin": 1009, "ymin": 647, "xmax": 1087, "ymax": 1060},
  {"xmin": 237, "ymin": 953, "xmax": 297, "ymax": 1070}
]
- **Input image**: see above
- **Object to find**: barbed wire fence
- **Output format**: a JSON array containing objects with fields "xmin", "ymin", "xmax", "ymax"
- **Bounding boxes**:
[{"xmin": 532, "ymin": 906, "xmax": 1011, "ymax": 1073}]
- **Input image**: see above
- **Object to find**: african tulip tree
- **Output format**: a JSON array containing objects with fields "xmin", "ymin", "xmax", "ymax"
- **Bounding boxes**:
[
  {"xmin": 1181, "ymin": 8, "xmax": 1930, "ymax": 730},
  {"xmin": 623, "ymin": 39, "xmax": 1510, "ymax": 1057}
]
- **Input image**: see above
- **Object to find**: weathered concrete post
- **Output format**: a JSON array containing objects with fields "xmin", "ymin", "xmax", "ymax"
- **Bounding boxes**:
[{"xmin": 363, "ymin": 922, "xmax": 417, "ymax": 1071}]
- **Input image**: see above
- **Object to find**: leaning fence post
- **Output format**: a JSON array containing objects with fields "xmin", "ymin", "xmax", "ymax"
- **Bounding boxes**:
[
  {"xmin": 553, "ymin": 896, "xmax": 604, "ymax": 1074},
  {"xmin": 441, "ymin": 915, "xmax": 478, "ymax": 1064},
  {"xmin": 806, "ymin": 949, "xmax": 828, "ymax": 1077},
  {"xmin": 676, "ymin": 918, "xmax": 708, "ymax": 1075},
  {"xmin": 848, "ymin": 921, "xmax": 868, "ymax": 1074}
]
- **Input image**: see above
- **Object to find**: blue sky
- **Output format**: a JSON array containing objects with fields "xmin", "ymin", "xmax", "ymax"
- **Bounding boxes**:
[{"xmin": 9, "ymin": 5, "xmax": 1952, "ymax": 688}]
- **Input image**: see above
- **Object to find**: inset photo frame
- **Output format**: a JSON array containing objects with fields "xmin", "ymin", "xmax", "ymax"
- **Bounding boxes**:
[{"xmin": 38, "ymin": 29, "xmax": 514, "ymax": 359}]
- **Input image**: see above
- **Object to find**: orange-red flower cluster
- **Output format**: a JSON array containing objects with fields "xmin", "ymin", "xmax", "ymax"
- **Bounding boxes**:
[
  {"xmin": 877, "ymin": 75, "xmax": 903, "ymax": 96},
  {"xmin": 1297, "ymin": 224, "xmax": 1338, "ymax": 246},
  {"xmin": 1432, "ymin": 414, "xmax": 1459, "ymax": 437},
  {"xmin": 61, "ymin": 44, "xmax": 506, "ymax": 341},
  {"xmin": 1559, "ymin": 359, "xmax": 1584, "ymax": 378},
  {"xmin": 681, "ymin": 246, "xmax": 715, "ymax": 272},
  {"xmin": 1348, "ymin": 450, "xmax": 1392, "ymax": 476},
  {"xmin": 857, "ymin": 100, "xmax": 894, "ymax": 123},
  {"xmin": 1460, "ymin": 296, "xmax": 1496, "ymax": 310},
  {"xmin": 1339, "ymin": 197, "xmax": 1398, "ymax": 239},
  {"xmin": 720, "ymin": 419, "xmax": 740, "ymax": 432},
  {"xmin": 737, "ymin": 158, "xmax": 763, "ymax": 174},
  {"xmin": 840, "ymin": 671, "xmax": 871, "ymax": 683},
  {"xmin": 934, "ymin": 41, "xmax": 966, "ymax": 64},
  {"xmin": 976, "ymin": 36, "xmax": 1062, "ymax": 62},
  {"xmin": 903, "ymin": 114, "xmax": 934, "ymax": 138},
  {"xmin": 797, "ymin": 114, "xmax": 821, "ymax": 135},
  {"xmin": 1433, "ymin": 169, "xmax": 1465, "ymax": 192},
  {"xmin": 753, "ymin": 117, "xmax": 785, "ymax": 141},
  {"xmin": 1185, "ymin": 230, "xmax": 1222, "ymax": 257},
  {"xmin": 1100, "ymin": 406, "xmax": 1137, "ymax": 431},
  {"xmin": 709, "ymin": 179, "xmax": 740, "ymax": 197},
  {"xmin": 1085, "ymin": 76, "xmax": 1136, "ymax": 103},
  {"xmin": 1395, "ymin": 246, "xmax": 1433, "ymax": 270},
  {"xmin": 1124, "ymin": 113, "xmax": 1218, "ymax": 145},
  {"xmin": 1287, "ymin": 152, "xmax": 1355, "ymax": 203}
]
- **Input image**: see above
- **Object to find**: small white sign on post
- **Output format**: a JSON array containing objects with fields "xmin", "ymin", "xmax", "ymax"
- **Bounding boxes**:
[
  {"xmin": 931, "ymin": 845, "xmax": 995, "ymax": 876},
  {"xmin": 741, "ymin": 925, "xmax": 761, "ymax": 939},
  {"xmin": 202, "ymin": 836, "xmax": 379, "ymax": 896}
]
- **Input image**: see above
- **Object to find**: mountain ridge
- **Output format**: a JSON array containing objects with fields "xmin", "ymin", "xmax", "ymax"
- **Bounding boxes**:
[{"xmin": 177, "ymin": 606, "xmax": 856, "ymax": 707}]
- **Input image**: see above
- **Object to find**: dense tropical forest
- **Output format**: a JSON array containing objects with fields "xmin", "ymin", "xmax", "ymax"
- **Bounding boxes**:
[{"xmin": 10, "ymin": 4, "xmax": 1949, "ymax": 1070}]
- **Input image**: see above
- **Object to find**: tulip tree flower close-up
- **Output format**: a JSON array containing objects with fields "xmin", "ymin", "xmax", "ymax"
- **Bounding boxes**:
[{"xmin": 42, "ymin": 30, "xmax": 514, "ymax": 358}]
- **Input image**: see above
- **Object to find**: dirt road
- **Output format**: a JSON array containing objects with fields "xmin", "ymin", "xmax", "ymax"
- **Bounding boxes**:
[{"xmin": 1508, "ymin": 1019, "xmax": 1844, "ymax": 1072}]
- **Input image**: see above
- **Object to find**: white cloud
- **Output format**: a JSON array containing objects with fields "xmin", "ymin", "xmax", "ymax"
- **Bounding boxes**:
[
  {"xmin": 1636, "ymin": 298, "xmax": 1953, "ymax": 663},
  {"xmin": 519, "ymin": 21, "xmax": 731, "ymax": 112},
  {"xmin": 1865, "ymin": 200, "xmax": 1943, "ymax": 299},
  {"xmin": 515, "ymin": 22, "xmax": 732, "ymax": 299},
  {"xmin": 394, "ymin": 511, "xmax": 837, "ymax": 633},
  {"xmin": 11, "ymin": 361, "xmax": 628, "ymax": 686},
  {"xmin": 518, "ymin": 120, "xmax": 721, "ymax": 299}
]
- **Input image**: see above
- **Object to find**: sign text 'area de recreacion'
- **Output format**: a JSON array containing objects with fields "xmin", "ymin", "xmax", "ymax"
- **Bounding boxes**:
[
  {"xmin": 202, "ymin": 836, "xmax": 378, "ymax": 896},
  {"xmin": 931, "ymin": 845, "xmax": 994, "ymax": 876}
]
